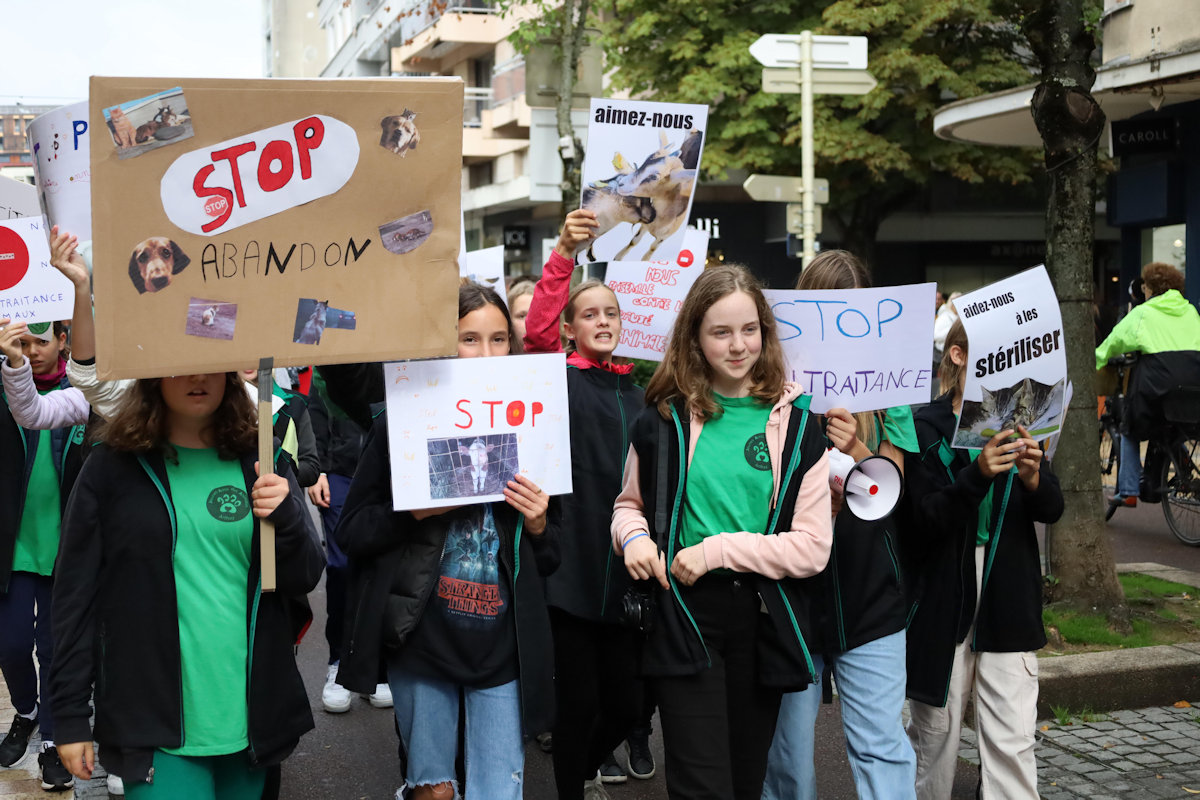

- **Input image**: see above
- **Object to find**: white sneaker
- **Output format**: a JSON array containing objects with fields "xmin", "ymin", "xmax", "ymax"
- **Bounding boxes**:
[
  {"xmin": 107, "ymin": 773, "xmax": 125, "ymax": 795},
  {"xmin": 322, "ymin": 664, "xmax": 352, "ymax": 713},
  {"xmin": 368, "ymin": 682, "xmax": 393, "ymax": 709}
]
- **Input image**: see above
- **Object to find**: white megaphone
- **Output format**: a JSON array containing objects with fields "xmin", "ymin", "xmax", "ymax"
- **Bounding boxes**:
[{"xmin": 825, "ymin": 448, "xmax": 903, "ymax": 521}]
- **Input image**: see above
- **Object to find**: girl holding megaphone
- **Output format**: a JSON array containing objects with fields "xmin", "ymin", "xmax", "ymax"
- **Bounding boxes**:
[{"xmin": 763, "ymin": 250, "xmax": 918, "ymax": 800}]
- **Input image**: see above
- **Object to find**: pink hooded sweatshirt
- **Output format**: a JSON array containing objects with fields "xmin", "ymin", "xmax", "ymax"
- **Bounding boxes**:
[{"xmin": 611, "ymin": 382, "xmax": 833, "ymax": 579}]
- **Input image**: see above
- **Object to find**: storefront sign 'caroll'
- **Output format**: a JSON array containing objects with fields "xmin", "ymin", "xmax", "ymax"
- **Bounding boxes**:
[{"xmin": 159, "ymin": 115, "xmax": 359, "ymax": 236}]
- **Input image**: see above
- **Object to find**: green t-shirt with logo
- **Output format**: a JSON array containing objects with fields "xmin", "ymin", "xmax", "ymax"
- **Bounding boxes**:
[
  {"xmin": 14, "ymin": 427, "xmax": 62, "ymax": 577},
  {"xmin": 162, "ymin": 447, "xmax": 253, "ymax": 757},
  {"xmin": 680, "ymin": 394, "xmax": 774, "ymax": 550}
]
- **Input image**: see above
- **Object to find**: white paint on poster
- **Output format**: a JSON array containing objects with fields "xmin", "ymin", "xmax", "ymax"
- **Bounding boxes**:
[
  {"xmin": 764, "ymin": 283, "xmax": 937, "ymax": 414},
  {"xmin": 606, "ymin": 226, "xmax": 709, "ymax": 361},
  {"xmin": 951, "ymin": 265, "xmax": 1067, "ymax": 448},
  {"xmin": 0, "ymin": 216, "xmax": 75, "ymax": 324},
  {"xmin": 385, "ymin": 353, "xmax": 573, "ymax": 511},
  {"xmin": 579, "ymin": 98, "xmax": 708, "ymax": 264},
  {"xmin": 160, "ymin": 114, "xmax": 360, "ymax": 236}
]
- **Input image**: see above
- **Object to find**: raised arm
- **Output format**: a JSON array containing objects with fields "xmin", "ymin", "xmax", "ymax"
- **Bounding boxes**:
[{"xmin": 522, "ymin": 209, "xmax": 598, "ymax": 354}]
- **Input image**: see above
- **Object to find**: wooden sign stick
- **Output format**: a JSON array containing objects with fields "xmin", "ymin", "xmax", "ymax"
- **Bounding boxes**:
[{"xmin": 257, "ymin": 357, "xmax": 277, "ymax": 593}]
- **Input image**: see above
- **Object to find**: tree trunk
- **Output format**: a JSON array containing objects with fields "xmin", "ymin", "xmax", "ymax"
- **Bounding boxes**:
[
  {"xmin": 1025, "ymin": 0, "xmax": 1127, "ymax": 617},
  {"xmin": 555, "ymin": 0, "xmax": 589, "ymax": 217}
]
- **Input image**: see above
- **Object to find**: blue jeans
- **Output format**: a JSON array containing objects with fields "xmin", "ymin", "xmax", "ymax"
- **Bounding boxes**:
[
  {"xmin": 387, "ymin": 663, "xmax": 523, "ymax": 800},
  {"xmin": 0, "ymin": 572, "xmax": 54, "ymax": 741},
  {"xmin": 1118, "ymin": 434, "xmax": 1142, "ymax": 499},
  {"xmin": 763, "ymin": 630, "xmax": 915, "ymax": 800}
]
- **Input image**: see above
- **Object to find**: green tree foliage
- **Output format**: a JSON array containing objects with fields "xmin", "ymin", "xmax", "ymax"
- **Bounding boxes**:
[{"xmin": 599, "ymin": 0, "xmax": 1041, "ymax": 265}]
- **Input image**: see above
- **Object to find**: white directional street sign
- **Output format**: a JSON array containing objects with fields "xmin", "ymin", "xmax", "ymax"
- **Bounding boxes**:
[
  {"xmin": 749, "ymin": 34, "xmax": 868, "ymax": 70},
  {"xmin": 786, "ymin": 203, "xmax": 822, "ymax": 235},
  {"xmin": 762, "ymin": 67, "xmax": 878, "ymax": 96},
  {"xmin": 743, "ymin": 174, "xmax": 829, "ymax": 204}
]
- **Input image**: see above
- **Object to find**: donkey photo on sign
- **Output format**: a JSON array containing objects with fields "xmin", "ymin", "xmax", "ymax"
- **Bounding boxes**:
[{"xmin": 578, "ymin": 98, "xmax": 708, "ymax": 264}]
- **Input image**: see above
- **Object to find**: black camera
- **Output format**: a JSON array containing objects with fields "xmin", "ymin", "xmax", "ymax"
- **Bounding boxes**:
[{"xmin": 620, "ymin": 583, "xmax": 657, "ymax": 634}]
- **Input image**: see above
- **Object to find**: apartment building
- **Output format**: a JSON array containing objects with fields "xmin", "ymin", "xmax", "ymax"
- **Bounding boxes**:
[{"xmin": 0, "ymin": 104, "xmax": 56, "ymax": 182}]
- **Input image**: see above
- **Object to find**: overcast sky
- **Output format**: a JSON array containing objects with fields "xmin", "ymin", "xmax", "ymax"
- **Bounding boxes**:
[{"xmin": 2, "ymin": 1, "xmax": 264, "ymax": 106}]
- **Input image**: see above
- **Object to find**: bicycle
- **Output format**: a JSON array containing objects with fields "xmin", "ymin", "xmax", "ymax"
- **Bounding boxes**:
[{"xmin": 1099, "ymin": 353, "xmax": 1200, "ymax": 545}]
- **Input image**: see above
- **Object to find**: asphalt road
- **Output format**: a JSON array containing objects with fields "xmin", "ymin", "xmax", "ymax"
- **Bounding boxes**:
[{"xmin": 277, "ymin": 495, "xmax": 1194, "ymax": 800}]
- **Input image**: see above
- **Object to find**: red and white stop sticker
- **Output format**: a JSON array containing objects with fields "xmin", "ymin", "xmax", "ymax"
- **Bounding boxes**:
[
  {"xmin": 0, "ymin": 226, "xmax": 30, "ymax": 292},
  {"xmin": 677, "ymin": 249, "xmax": 694, "ymax": 268},
  {"xmin": 204, "ymin": 195, "xmax": 229, "ymax": 218}
]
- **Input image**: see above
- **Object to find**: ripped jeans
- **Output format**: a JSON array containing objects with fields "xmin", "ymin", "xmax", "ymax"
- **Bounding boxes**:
[{"xmin": 387, "ymin": 664, "xmax": 523, "ymax": 800}]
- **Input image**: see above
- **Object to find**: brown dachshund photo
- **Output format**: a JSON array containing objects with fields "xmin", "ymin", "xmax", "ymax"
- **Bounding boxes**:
[
  {"xmin": 379, "ymin": 109, "xmax": 420, "ymax": 157},
  {"xmin": 128, "ymin": 237, "xmax": 190, "ymax": 294}
]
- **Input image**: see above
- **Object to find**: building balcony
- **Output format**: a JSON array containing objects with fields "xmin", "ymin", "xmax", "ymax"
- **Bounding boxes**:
[
  {"xmin": 463, "ymin": 174, "xmax": 533, "ymax": 214},
  {"xmin": 392, "ymin": 2, "xmax": 537, "ymax": 72}
]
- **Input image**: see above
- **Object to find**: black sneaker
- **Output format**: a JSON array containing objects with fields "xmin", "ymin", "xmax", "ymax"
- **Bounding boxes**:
[
  {"xmin": 536, "ymin": 731, "xmax": 553, "ymax": 754},
  {"xmin": 625, "ymin": 732, "xmax": 656, "ymax": 780},
  {"xmin": 38, "ymin": 746, "xmax": 74, "ymax": 792},
  {"xmin": 598, "ymin": 751, "xmax": 627, "ymax": 784},
  {"xmin": 0, "ymin": 713, "xmax": 37, "ymax": 767}
]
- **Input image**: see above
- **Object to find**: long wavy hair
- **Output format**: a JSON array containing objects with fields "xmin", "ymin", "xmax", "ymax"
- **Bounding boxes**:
[
  {"xmin": 938, "ymin": 317, "xmax": 969, "ymax": 400},
  {"xmin": 796, "ymin": 249, "xmax": 885, "ymax": 450},
  {"xmin": 101, "ymin": 373, "xmax": 258, "ymax": 461},
  {"xmin": 646, "ymin": 264, "xmax": 786, "ymax": 421}
]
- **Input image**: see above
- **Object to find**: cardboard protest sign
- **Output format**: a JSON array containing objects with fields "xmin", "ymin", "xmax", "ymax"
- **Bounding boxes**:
[
  {"xmin": 951, "ymin": 265, "xmax": 1067, "ymax": 448},
  {"xmin": 0, "ymin": 216, "xmax": 75, "ymax": 324},
  {"xmin": 460, "ymin": 245, "xmax": 506, "ymax": 302},
  {"xmin": 384, "ymin": 353, "xmax": 572, "ymax": 511},
  {"xmin": 1, "ymin": 177, "xmax": 39, "ymax": 220},
  {"xmin": 89, "ymin": 76, "xmax": 464, "ymax": 380},
  {"xmin": 579, "ymin": 98, "xmax": 707, "ymax": 264},
  {"xmin": 605, "ymin": 226, "xmax": 709, "ymax": 360},
  {"xmin": 28, "ymin": 102, "xmax": 92, "ymax": 248},
  {"xmin": 764, "ymin": 283, "xmax": 937, "ymax": 414}
]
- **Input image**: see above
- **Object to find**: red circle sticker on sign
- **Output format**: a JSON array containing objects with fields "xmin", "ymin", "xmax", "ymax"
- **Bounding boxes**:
[
  {"xmin": 0, "ymin": 226, "xmax": 31, "ymax": 292},
  {"xmin": 677, "ymin": 249, "xmax": 694, "ymax": 268},
  {"xmin": 204, "ymin": 196, "xmax": 229, "ymax": 218}
]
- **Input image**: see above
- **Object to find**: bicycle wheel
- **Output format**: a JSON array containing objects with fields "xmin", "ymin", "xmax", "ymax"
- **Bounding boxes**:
[{"xmin": 1161, "ymin": 436, "xmax": 1200, "ymax": 546}]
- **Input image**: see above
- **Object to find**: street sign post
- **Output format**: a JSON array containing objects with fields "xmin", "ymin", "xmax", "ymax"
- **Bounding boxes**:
[
  {"xmin": 742, "ymin": 175, "xmax": 829, "ymax": 204},
  {"xmin": 752, "ymin": 31, "xmax": 871, "ymax": 267},
  {"xmin": 762, "ymin": 68, "xmax": 878, "ymax": 96},
  {"xmin": 749, "ymin": 34, "xmax": 868, "ymax": 70},
  {"xmin": 786, "ymin": 203, "xmax": 822, "ymax": 235}
]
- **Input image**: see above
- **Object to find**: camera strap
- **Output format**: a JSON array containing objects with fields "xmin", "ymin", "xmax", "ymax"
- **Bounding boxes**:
[{"xmin": 653, "ymin": 417, "xmax": 671, "ymax": 548}]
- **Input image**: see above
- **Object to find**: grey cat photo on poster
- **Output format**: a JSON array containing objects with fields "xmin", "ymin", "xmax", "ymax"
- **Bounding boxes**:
[{"xmin": 954, "ymin": 377, "xmax": 1066, "ymax": 449}]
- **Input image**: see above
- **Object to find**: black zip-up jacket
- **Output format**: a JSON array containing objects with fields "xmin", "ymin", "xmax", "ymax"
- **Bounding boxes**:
[
  {"xmin": 0, "ymin": 374, "xmax": 86, "ymax": 594},
  {"xmin": 335, "ymin": 414, "xmax": 561, "ymax": 734},
  {"xmin": 544, "ymin": 362, "xmax": 644, "ymax": 624},
  {"xmin": 811, "ymin": 509, "xmax": 908, "ymax": 655},
  {"xmin": 51, "ymin": 445, "xmax": 324, "ymax": 784},
  {"xmin": 307, "ymin": 378, "xmax": 367, "ymax": 478},
  {"xmin": 616, "ymin": 393, "xmax": 829, "ymax": 689},
  {"xmin": 901, "ymin": 395, "xmax": 1064, "ymax": 707}
]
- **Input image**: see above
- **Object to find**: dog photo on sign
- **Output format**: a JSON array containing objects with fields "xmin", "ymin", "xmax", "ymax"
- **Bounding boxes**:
[
  {"xmin": 184, "ymin": 297, "xmax": 237, "ymax": 341},
  {"xmin": 102, "ymin": 87, "xmax": 194, "ymax": 160},
  {"xmin": 379, "ymin": 210, "xmax": 434, "ymax": 255},
  {"xmin": 379, "ymin": 109, "xmax": 420, "ymax": 157},
  {"xmin": 128, "ymin": 237, "xmax": 190, "ymax": 294}
]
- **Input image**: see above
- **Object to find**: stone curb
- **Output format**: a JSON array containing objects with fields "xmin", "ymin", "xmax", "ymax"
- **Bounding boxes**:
[{"xmin": 1037, "ymin": 562, "xmax": 1200, "ymax": 717}]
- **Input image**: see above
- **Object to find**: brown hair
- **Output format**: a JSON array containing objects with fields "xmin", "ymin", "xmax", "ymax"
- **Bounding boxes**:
[
  {"xmin": 646, "ymin": 264, "xmax": 787, "ymax": 421},
  {"xmin": 506, "ymin": 277, "xmax": 536, "ymax": 307},
  {"xmin": 459, "ymin": 281, "xmax": 521, "ymax": 354},
  {"xmin": 795, "ymin": 249, "xmax": 873, "ymax": 292},
  {"xmin": 938, "ymin": 317, "xmax": 969, "ymax": 399},
  {"xmin": 101, "ymin": 373, "xmax": 257, "ymax": 460},
  {"xmin": 794, "ymin": 250, "xmax": 886, "ymax": 449},
  {"xmin": 1141, "ymin": 262, "xmax": 1184, "ymax": 298},
  {"xmin": 563, "ymin": 279, "xmax": 618, "ymax": 353}
]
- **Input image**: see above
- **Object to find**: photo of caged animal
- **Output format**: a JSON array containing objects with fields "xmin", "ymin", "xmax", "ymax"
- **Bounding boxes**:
[{"xmin": 581, "ymin": 128, "xmax": 702, "ymax": 261}]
